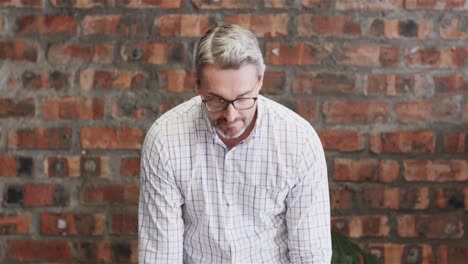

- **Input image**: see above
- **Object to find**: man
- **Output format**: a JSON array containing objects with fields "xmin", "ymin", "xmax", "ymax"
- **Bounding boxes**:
[{"xmin": 139, "ymin": 24, "xmax": 332, "ymax": 263}]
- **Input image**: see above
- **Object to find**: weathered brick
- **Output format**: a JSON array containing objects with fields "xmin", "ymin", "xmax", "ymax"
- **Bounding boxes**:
[
  {"xmin": 41, "ymin": 97, "xmax": 104, "ymax": 120},
  {"xmin": 158, "ymin": 70, "xmax": 195, "ymax": 93},
  {"xmin": 0, "ymin": 0, "xmax": 44, "ymax": 7},
  {"xmin": 337, "ymin": 0, "xmax": 403, "ymax": 10},
  {"xmin": 444, "ymin": 133, "xmax": 466, "ymax": 153},
  {"xmin": 395, "ymin": 99, "xmax": 459, "ymax": 123},
  {"xmin": 41, "ymin": 212, "xmax": 105, "ymax": 235},
  {"xmin": 48, "ymin": 43, "xmax": 113, "ymax": 66},
  {"xmin": 301, "ymin": 0, "xmax": 329, "ymax": 9},
  {"xmin": 121, "ymin": 42, "xmax": 186, "ymax": 64},
  {"xmin": 369, "ymin": 243, "xmax": 434, "ymax": 264},
  {"xmin": 330, "ymin": 187, "xmax": 354, "ymax": 210},
  {"xmin": 262, "ymin": 71, "xmax": 286, "ymax": 94},
  {"xmin": 225, "ymin": 14, "xmax": 288, "ymax": 37},
  {"xmin": 364, "ymin": 74, "xmax": 430, "ymax": 96},
  {"xmin": 438, "ymin": 245, "xmax": 468, "ymax": 264},
  {"xmin": 8, "ymin": 127, "xmax": 72, "ymax": 149},
  {"xmin": 15, "ymin": 15, "xmax": 77, "ymax": 36},
  {"xmin": 434, "ymin": 74, "xmax": 468, "ymax": 94},
  {"xmin": 81, "ymin": 127, "xmax": 143, "ymax": 149},
  {"xmin": 80, "ymin": 69, "xmax": 147, "ymax": 91},
  {"xmin": 323, "ymin": 100, "xmax": 389, "ymax": 123},
  {"xmin": 0, "ymin": 98, "xmax": 35, "ymax": 118},
  {"xmin": 82, "ymin": 15, "xmax": 147, "ymax": 37},
  {"xmin": 293, "ymin": 72, "xmax": 355, "ymax": 94},
  {"xmin": 120, "ymin": 157, "xmax": 140, "ymax": 177},
  {"xmin": 333, "ymin": 159, "xmax": 400, "ymax": 182},
  {"xmin": 370, "ymin": 131, "xmax": 435, "ymax": 154},
  {"xmin": 0, "ymin": 214, "xmax": 30, "ymax": 235},
  {"xmin": 298, "ymin": 15, "xmax": 361, "ymax": 37},
  {"xmin": 80, "ymin": 184, "xmax": 139, "ymax": 205},
  {"xmin": 110, "ymin": 213, "xmax": 137, "ymax": 235},
  {"xmin": 362, "ymin": 187, "xmax": 429, "ymax": 210},
  {"xmin": 0, "ymin": 15, "xmax": 6, "ymax": 36},
  {"xmin": 397, "ymin": 215, "xmax": 464, "ymax": 239},
  {"xmin": 156, "ymin": 14, "xmax": 210, "ymax": 37},
  {"xmin": 317, "ymin": 130, "xmax": 364, "ymax": 152},
  {"xmin": 44, "ymin": 156, "xmax": 81, "ymax": 177},
  {"xmin": 4, "ymin": 184, "xmax": 68, "ymax": 207},
  {"xmin": 111, "ymin": 94, "xmax": 155, "ymax": 120},
  {"xmin": 192, "ymin": 0, "xmax": 254, "ymax": 9},
  {"xmin": 404, "ymin": 160, "xmax": 468, "ymax": 182},
  {"xmin": 124, "ymin": 0, "xmax": 182, "ymax": 9},
  {"xmin": 435, "ymin": 188, "xmax": 465, "ymax": 210},
  {"xmin": 440, "ymin": 16, "xmax": 468, "ymax": 39},
  {"xmin": 265, "ymin": 0, "xmax": 297, "ymax": 8},
  {"xmin": 0, "ymin": 154, "xmax": 33, "ymax": 177},
  {"xmin": 405, "ymin": 46, "xmax": 468, "ymax": 67},
  {"xmin": 338, "ymin": 44, "xmax": 399, "ymax": 67},
  {"xmin": 296, "ymin": 98, "xmax": 317, "ymax": 121},
  {"xmin": 332, "ymin": 216, "xmax": 390, "ymax": 238},
  {"xmin": 76, "ymin": 241, "xmax": 138, "ymax": 263},
  {"xmin": 0, "ymin": 40, "xmax": 38, "ymax": 62},
  {"xmin": 464, "ymin": 102, "xmax": 468, "ymax": 122},
  {"xmin": 266, "ymin": 42, "xmax": 333, "ymax": 65},
  {"xmin": 368, "ymin": 18, "xmax": 433, "ymax": 39},
  {"xmin": 51, "ymin": 0, "xmax": 116, "ymax": 8},
  {"xmin": 8, "ymin": 240, "xmax": 72, "ymax": 262},
  {"xmin": 406, "ymin": 0, "xmax": 468, "ymax": 10}
]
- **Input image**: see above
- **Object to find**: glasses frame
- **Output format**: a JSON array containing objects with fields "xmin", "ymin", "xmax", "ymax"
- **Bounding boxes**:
[{"xmin": 202, "ymin": 97, "xmax": 258, "ymax": 112}]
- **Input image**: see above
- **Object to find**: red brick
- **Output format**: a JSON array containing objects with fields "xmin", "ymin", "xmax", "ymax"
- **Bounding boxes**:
[
  {"xmin": 298, "ymin": 15, "xmax": 361, "ymax": 37},
  {"xmin": 333, "ymin": 159, "xmax": 400, "ymax": 182},
  {"xmin": 440, "ymin": 17, "xmax": 468, "ymax": 39},
  {"xmin": 434, "ymin": 74, "xmax": 468, "ymax": 94},
  {"xmin": 369, "ymin": 243, "xmax": 434, "ymax": 264},
  {"xmin": 0, "ymin": 154, "xmax": 16, "ymax": 177},
  {"xmin": 51, "ymin": 0, "xmax": 115, "ymax": 8},
  {"xmin": 262, "ymin": 71, "xmax": 286, "ymax": 94},
  {"xmin": 0, "ymin": 16, "xmax": 6, "ymax": 35},
  {"xmin": 121, "ymin": 42, "xmax": 186, "ymax": 64},
  {"xmin": 362, "ymin": 187, "xmax": 429, "ymax": 210},
  {"xmin": 158, "ymin": 70, "xmax": 195, "ymax": 93},
  {"xmin": 41, "ymin": 212, "xmax": 105, "ymax": 235},
  {"xmin": 4, "ymin": 184, "xmax": 67, "ymax": 207},
  {"xmin": 301, "ymin": 0, "xmax": 329, "ymax": 8},
  {"xmin": 48, "ymin": 43, "xmax": 113, "ymax": 66},
  {"xmin": 266, "ymin": 42, "xmax": 333, "ymax": 65},
  {"xmin": 0, "ymin": 214, "xmax": 30, "ymax": 235},
  {"xmin": 81, "ymin": 127, "xmax": 144, "ymax": 149},
  {"xmin": 438, "ymin": 245, "xmax": 468, "ymax": 264},
  {"xmin": 110, "ymin": 96, "xmax": 152, "ymax": 120},
  {"xmin": 41, "ymin": 97, "xmax": 104, "ymax": 120},
  {"xmin": 464, "ymin": 102, "xmax": 468, "ymax": 122},
  {"xmin": 265, "ymin": 0, "xmax": 297, "ymax": 8},
  {"xmin": 338, "ymin": 44, "xmax": 399, "ymax": 67},
  {"xmin": 405, "ymin": 46, "xmax": 468, "ymax": 67},
  {"xmin": 444, "ymin": 133, "xmax": 466, "ymax": 153},
  {"xmin": 123, "ymin": 0, "xmax": 182, "ymax": 8},
  {"xmin": 156, "ymin": 14, "xmax": 210, "ymax": 37},
  {"xmin": 111, "ymin": 213, "xmax": 137, "ymax": 235},
  {"xmin": 8, "ymin": 127, "xmax": 72, "ymax": 149},
  {"xmin": 44, "ymin": 156, "xmax": 109, "ymax": 178},
  {"xmin": 332, "ymin": 216, "xmax": 389, "ymax": 238},
  {"xmin": 0, "ymin": 40, "xmax": 38, "ymax": 62},
  {"xmin": 368, "ymin": 18, "xmax": 433, "ymax": 39},
  {"xmin": 330, "ymin": 187, "xmax": 354, "ymax": 210},
  {"xmin": 337, "ymin": 0, "xmax": 403, "ymax": 10},
  {"xmin": 76, "ymin": 241, "xmax": 138, "ymax": 263},
  {"xmin": 80, "ymin": 69, "xmax": 146, "ymax": 91},
  {"xmin": 0, "ymin": 0, "xmax": 44, "ymax": 7},
  {"xmin": 395, "ymin": 99, "xmax": 459, "ymax": 123},
  {"xmin": 225, "ymin": 14, "xmax": 288, "ymax": 37},
  {"xmin": 397, "ymin": 215, "xmax": 463, "ymax": 239},
  {"xmin": 404, "ymin": 160, "xmax": 468, "ymax": 182},
  {"xmin": 0, "ymin": 98, "xmax": 35, "ymax": 118},
  {"xmin": 192, "ymin": 0, "xmax": 254, "ymax": 9},
  {"xmin": 120, "ymin": 157, "xmax": 140, "ymax": 177},
  {"xmin": 80, "ymin": 184, "xmax": 139, "ymax": 205},
  {"xmin": 435, "ymin": 188, "xmax": 465, "ymax": 210},
  {"xmin": 317, "ymin": 130, "xmax": 364, "ymax": 152},
  {"xmin": 296, "ymin": 98, "xmax": 317, "ymax": 122},
  {"xmin": 364, "ymin": 74, "xmax": 429, "ymax": 96},
  {"xmin": 406, "ymin": 0, "xmax": 468, "ymax": 9},
  {"xmin": 15, "ymin": 15, "xmax": 77, "ymax": 35},
  {"xmin": 293, "ymin": 72, "xmax": 355, "ymax": 94},
  {"xmin": 370, "ymin": 131, "xmax": 435, "ymax": 154},
  {"xmin": 82, "ymin": 15, "xmax": 147, "ymax": 37},
  {"xmin": 323, "ymin": 100, "xmax": 389, "ymax": 123},
  {"xmin": 7, "ymin": 240, "xmax": 72, "ymax": 262}
]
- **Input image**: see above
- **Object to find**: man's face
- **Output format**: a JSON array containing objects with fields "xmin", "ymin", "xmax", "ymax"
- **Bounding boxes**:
[{"xmin": 196, "ymin": 64, "xmax": 263, "ymax": 140}]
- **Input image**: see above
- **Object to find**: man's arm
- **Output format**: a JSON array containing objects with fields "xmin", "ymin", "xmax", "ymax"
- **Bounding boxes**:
[
  {"xmin": 286, "ymin": 131, "xmax": 332, "ymax": 263},
  {"xmin": 138, "ymin": 128, "xmax": 184, "ymax": 263}
]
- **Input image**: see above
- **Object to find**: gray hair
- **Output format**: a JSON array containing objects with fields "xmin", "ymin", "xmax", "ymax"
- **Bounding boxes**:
[{"xmin": 194, "ymin": 24, "xmax": 265, "ymax": 82}]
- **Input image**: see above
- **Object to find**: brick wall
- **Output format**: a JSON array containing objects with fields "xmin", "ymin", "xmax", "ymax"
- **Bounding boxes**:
[{"xmin": 0, "ymin": 0, "xmax": 467, "ymax": 263}]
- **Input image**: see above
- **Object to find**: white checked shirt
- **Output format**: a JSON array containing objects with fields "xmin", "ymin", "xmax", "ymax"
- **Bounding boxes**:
[{"xmin": 139, "ymin": 95, "xmax": 332, "ymax": 263}]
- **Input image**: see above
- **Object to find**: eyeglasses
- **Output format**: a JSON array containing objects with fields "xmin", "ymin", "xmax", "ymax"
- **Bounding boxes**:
[{"xmin": 202, "ymin": 97, "xmax": 258, "ymax": 112}]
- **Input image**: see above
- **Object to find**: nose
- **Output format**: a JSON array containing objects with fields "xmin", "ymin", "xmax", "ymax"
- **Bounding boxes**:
[{"xmin": 223, "ymin": 103, "xmax": 239, "ymax": 122}]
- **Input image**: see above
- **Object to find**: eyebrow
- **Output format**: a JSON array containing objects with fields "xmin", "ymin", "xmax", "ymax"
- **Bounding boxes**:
[{"xmin": 206, "ymin": 87, "xmax": 255, "ymax": 100}]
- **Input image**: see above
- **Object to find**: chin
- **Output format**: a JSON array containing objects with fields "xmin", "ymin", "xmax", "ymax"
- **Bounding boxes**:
[{"xmin": 216, "ymin": 127, "xmax": 247, "ymax": 139}]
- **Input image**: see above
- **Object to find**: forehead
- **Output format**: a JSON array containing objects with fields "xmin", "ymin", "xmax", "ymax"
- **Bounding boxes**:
[{"xmin": 199, "ymin": 64, "xmax": 258, "ymax": 97}]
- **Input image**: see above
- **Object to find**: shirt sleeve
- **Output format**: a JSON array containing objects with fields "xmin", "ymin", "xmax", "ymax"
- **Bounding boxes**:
[
  {"xmin": 285, "ymin": 129, "xmax": 332, "ymax": 263},
  {"xmin": 138, "ymin": 126, "xmax": 184, "ymax": 263}
]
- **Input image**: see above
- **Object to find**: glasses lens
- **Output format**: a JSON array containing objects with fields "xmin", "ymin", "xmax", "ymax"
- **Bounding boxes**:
[
  {"xmin": 205, "ymin": 100, "xmax": 226, "ymax": 112},
  {"xmin": 233, "ymin": 98, "xmax": 255, "ymax": 110}
]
